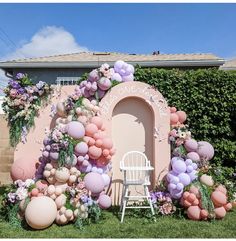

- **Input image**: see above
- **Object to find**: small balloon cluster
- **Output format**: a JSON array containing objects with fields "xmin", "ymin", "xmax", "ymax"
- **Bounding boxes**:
[
  {"xmin": 167, "ymin": 157, "xmax": 198, "ymax": 199},
  {"xmin": 75, "ymin": 60, "xmax": 134, "ymax": 99},
  {"xmin": 181, "ymin": 176, "xmax": 233, "ymax": 220}
]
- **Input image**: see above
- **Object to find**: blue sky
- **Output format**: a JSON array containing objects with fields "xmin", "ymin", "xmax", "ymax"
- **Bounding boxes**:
[{"xmin": 0, "ymin": 3, "xmax": 236, "ymax": 59}]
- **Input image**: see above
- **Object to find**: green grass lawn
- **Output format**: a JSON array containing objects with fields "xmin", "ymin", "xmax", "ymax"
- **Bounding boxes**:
[{"xmin": 0, "ymin": 186, "xmax": 236, "ymax": 238}]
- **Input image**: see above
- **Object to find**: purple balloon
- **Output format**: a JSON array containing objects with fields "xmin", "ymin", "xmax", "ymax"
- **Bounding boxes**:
[
  {"xmin": 97, "ymin": 89, "xmax": 106, "ymax": 99},
  {"xmin": 89, "ymin": 69, "xmax": 100, "ymax": 82},
  {"xmin": 192, "ymin": 163, "xmax": 198, "ymax": 170},
  {"xmin": 101, "ymin": 173, "xmax": 110, "ymax": 186},
  {"xmin": 114, "ymin": 60, "xmax": 125, "ymax": 72},
  {"xmin": 184, "ymin": 139, "xmax": 198, "ymax": 152},
  {"xmin": 197, "ymin": 141, "xmax": 214, "ymax": 161},
  {"xmin": 122, "ymin": 73, "xmax": 134, "ymax": 82},
  {"xmin": 170, "ymin": 176, "xmax": 180, "ymax": 184},
  {"xmin": 97, "ymin": 77, "xmax": 112, "ymax": 91},
  {"xmin": 171, "ymin": 157, "xmax": 182, "ymax": 165},
  {"xmin": 84, "ymin": 172, "xmax": 105, "ymax": 194},
  {"xmin": 49, "ymin": 151, "xmax": 59, "ymax": 160},
  {"xmin": 178, "ymin": 173, "xmax": 191, "ymax": 186},
  {"xmin": 186, "ymin": 165, "xmax": 193, "ymax": 173},
  {"xmin": 67, "ymin": 121, "xmax": 85, "ymax": 139},
  {"xmin": 168, "ymin": 183, "xmax": 177, "ymax": 191},
  {"xmin": 172, "ymin": 160, "xmax": 187, "ymax": 174},
  {"xmin": 91, "ymin": 166, "xmax": 98, "ymax": 172},
  {"xmin": 75, "ymin": 142, "xmax": 88, "ymax": 155},
  {"xmin": 111, "ymin": 73, "xmax": 122, "ymax": 82},
  {"xmin": 186, "ymin": 152, "xmax": 200, "ymax": 162},
  {"xmin": 185, "ymin": 159, "xmax": 193, "ymax": 165},
  {"xmin": 188, "ymin": 170, "xmax": 198, "ymax": 181},
  {"xmin": 170, "ymin": 189, "xmax": 183, "ymax": 199},
  {"xmin": 42, "ymin": 151, "xmax": 49, "ymax": 158},
  {"xmin": 176, "ymin": 182, "xmax": 184, "ymax": 191}
]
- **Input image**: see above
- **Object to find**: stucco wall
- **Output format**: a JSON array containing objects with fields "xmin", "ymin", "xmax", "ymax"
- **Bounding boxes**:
[{"xmin": 12, "ymin": 68, "xmax": 93, "ymax": 84}]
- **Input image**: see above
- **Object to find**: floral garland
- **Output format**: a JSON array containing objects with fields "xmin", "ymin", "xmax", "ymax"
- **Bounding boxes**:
[{"xmin": 2, "ymin": 73, "xmax": 53, "ymax": 147}]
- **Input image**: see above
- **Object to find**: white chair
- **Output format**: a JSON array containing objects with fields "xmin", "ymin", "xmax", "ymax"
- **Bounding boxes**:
[{"xmin": 120, "ymin": 151, "xmax": 155, "ymax": 223}]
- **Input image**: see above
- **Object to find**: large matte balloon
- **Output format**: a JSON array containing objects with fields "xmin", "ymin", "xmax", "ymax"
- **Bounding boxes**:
[
  {"xmin": 214, "ymin": 207, "xmax": 226, "ymax": 219},
  {"xmin": 98, "ymin": 194, "xmax": 112, "ymax": 209},
  {"xmin": 85, "ymin": 123, "xmax": 98, "ymax": 137},
  {"xmin": 67, "ymin": 121, "xmax": 85, "ymax": 139},
  {"xmin": 90, "ymin": 116, "xmax": 103, "ymax": 129},
  {"xmin": 84, "ymin": 172, "xmax": 105, "ymax": 194},
  {"xmin": 10, "ymin": 158, "xmax": 36, "ymax": 181},
  {"xmin": 186, "ymin": 152, "xmax": 200, "ymax": 162},
  {"xmin": 197, "ymin": 141, "xmax": 214, "ymax": 161},
  {"xmin": 25, "ymin": 196, "xmax": 57, "ymax": 229},
  {"xmin": 211, "ymin": 191, "xmax": 227, "ymax": 207},
  {"xmin": 172, "ymin": 160, "xmax": 187, "ymax": 174},
  {"xmin": 184, "ymin": 139, "xmax": 198, "ymax": 152},
  {"xmin": 178, "ymin": 173, "xmax": 191, "ymax": 186}
]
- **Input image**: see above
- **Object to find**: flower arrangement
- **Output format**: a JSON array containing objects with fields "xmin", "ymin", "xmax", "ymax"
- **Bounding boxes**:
[{"xmin": 2, "ymin": 73, "xmax": 53, "ymax": 146}]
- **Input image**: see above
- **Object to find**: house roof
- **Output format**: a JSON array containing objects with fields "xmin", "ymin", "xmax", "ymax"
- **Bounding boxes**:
[
  {"xmin": 0, "ymin": 52, "xmax": 225, "ymax": 69},
  {"xmin": 220, "ymin": 58, "xmax": 236, "ymax": 70}
]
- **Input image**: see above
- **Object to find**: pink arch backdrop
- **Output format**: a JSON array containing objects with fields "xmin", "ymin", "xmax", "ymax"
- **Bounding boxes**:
[{"xmin": 99, "ymin": 81, "xmax": 171, "ymax": 191}]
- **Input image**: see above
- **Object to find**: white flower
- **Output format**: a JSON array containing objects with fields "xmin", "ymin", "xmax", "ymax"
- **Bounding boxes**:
[
  {"xmin": 16, "ymin": 187, "xmax": 28, "ymax": 200},
  {"xmin": 24, "ymin": 178, "xmax": 35, "ymax": 188}
]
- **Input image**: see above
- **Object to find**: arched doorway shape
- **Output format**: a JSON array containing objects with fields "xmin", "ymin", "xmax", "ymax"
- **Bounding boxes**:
[{"xmin": 99, "ymin": 81, "xmax": 170, "ymax": 205}]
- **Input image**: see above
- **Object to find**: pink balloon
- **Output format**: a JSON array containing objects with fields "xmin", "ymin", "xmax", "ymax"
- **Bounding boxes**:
[
  {"xmin": 67, "ymin": 121, "xmax": 85, "ymax": 139},
  {"xmin": 74, "ymin": 142, "xmax": 88, "ymax": 155},
  {"xmin": 197, "ymin": 141, "xmax": 214, "ymax": 161},
  {"xmin": 11, "ymin": 158, "xmax": 36, "ymax": 181},
  {"xmin": 97, "ymin": 77, "xmax": 112, "ymax": 91},
  {"xmin": 85, "ymin": 123, "xmax": 98, "ymax": 137},
  {"xmin": 176, "ymin": 111, "xmax": 187, "ymax": 123},
  {"xmin": 97, "ymin": 89, "xmax": 106, "ymax": 99},
  {"xmin": 102, "ymin": 138, "xmax": 113, "ymax": 149},
  {"xmin": 84, "ymin": 172, "xmax": 105, "ymax": 194},
  {"xmin": 88, "ymin": 146, "xmax": 102, "ymax": 159},
  {"xmin": 95, "ymin": 139, "xmax": 103, "ymax": 148},
  {"xmin": 102, "ymin": 149, "xmax": 110, "ymax": 157},
  {"xmin": 90, "ymin": 116, "xmax": 103, "ymax": 129},
  {"xmin": 49, "ymin": 152, "xmax": 59, "ymax": 161},
  {"xmin": 186, "ymin": 152, "xmax": 200, "ymax": 162},
  {"xmin": 101, "ymin": 174, "xmax": 111, "ymax": 186},
  {"xmin": 98, "ymin": 194, "xmax": 112, "ymax": 209},
  {"xmin": 184, "ymin": 139, "xmax": 198, "ymax": 152},
  {"xmin": 170, "ymin": 113, "xmax": 179, "ymax": 125}
]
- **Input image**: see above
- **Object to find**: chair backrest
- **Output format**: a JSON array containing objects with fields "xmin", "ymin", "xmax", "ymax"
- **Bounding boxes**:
[{"xmin": 120, "ymin": 151, "xmax": 152, "ymax": 184}]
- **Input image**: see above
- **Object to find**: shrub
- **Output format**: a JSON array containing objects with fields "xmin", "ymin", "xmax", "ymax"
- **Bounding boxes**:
[{"xmin": 135, "ymin": 67, "xmax": 236, "ymax": 169}]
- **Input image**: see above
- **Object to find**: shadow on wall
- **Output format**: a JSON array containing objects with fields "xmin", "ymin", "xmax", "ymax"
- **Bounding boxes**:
[{"xmin": 109, "ymin": 97, "xmax": 154, "ymax": 205}]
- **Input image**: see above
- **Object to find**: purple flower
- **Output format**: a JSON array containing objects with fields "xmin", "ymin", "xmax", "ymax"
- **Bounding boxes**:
[
  {"xmin": 16, "ymin": 73, "xmax": 25, "ymax": 80},
  {"xmin": 18, "ymin": 88, "xmax": 25, "ymax": 95},
  {"xmin": 9, "ymin": 79, "xmax": 21, "ymax": 89},
  {"xmin": 36, "ymin": 81, "xmax": 45, "ymax": 90},
  {"xmin": 80, "ymin": 194, "xmax": 88, "ymax": 203}
]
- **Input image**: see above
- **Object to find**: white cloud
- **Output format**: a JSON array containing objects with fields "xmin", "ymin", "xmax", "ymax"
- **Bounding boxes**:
[
  {"xmin": 4, "ymin": 26, "xmax": 88, "ymax": 60},
  {"xmin": 0, "ymin": 26, "xmax": 89, "ymax": 93}
]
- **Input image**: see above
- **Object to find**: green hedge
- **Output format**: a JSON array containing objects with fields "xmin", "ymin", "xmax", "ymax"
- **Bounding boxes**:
[{"xmin": 134, "ymin": 67, "xmax": 236, "ymax": 169}]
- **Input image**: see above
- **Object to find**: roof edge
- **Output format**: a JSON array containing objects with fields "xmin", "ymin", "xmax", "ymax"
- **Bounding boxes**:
[{"xmin": 0, "ymin": 59, "xmax": 225, "ymax": 69}]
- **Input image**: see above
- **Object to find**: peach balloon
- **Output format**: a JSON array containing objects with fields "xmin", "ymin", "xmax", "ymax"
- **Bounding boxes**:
[
  {"xmin": 215, "ymin": 185, "xmax": 227, "ymax": 195},
  {"xmin": 85, "ymin": 123, "xmax": 98, "ymax": 137},
  {"xmin": 102, "ymin": 149, "xmax": 110, "ymax": 157},
  {"xmin": 189, "ymin": 186, "xmax": 200, "ymax": 198},
  {"xmin": 31, "ymin": 188, "xmax": 39, "ymax": 197},
  {"xmin": 200, "ymin": 209, "xmax": 208, "ymax": 220},
  {"xmin": 214, "ymin": 207, "xmax": 226, "ymax": 219},
  {"xmin": 88, "ymin": 146, "xmax": 102, "ymax": 159},
  {"xmin": 25, "ymin": 196, "xmax": 57, "ymax": 229},
  {"xmin": 95, "ymin": 139, "xmax": 103, "ymax": 148},
  {"xmin": 224, "ymin": 203, "xmax": 232, "ymax": 211},
  {"xmin": 183, "ymin": 191, "xmax": 190, "ymax": 199},
  {"xmin": 36, "ymin": 180, "xmax": 48, "ymax": 192},
  {"xmin": 183, "ymin": 200, "xmax": 192, "ymax": 208},
  {"xmin": 170, "ymin": 113, "xmax": 179, "ymax": 125},
  {"xmin": 170, "ymin": 107, "xmax": 177, "ymax": 113},
  {"xmin": 88, "ymin": 138, "xmax": 96, "ymax": 146},
  {"xmin": 90, "ymin": 116, "xmax": 103, "ymax": 129},
  {"xmin": 10, "ymin": 158, "xmax": 36, "ymax": 181},
  {"xmin": 97, "ymin": 156, "xmax": 109, "ymax": 167},
  {"xmin": 176, "ymin": 111, "xmax": 187, "ymax": 123},
  {"xmin": 192, "ymin": 199, "xmax": 199, "ymax": 206},
  {"xmin": 187, "ymin": 206, "xmax": 201, "ymax": 220},
  {"xmin": 187, "ymin": 193, "xmax": 196, "ymax": 202},
  {"xmin": 102, "ymin": 138, "xmax": 113, "ymax": 149},
  {"xmin": 109, "ymin": 148, "xmax": 116, "ymax": 155},
  {"xmin": 211, "ymin": 191, "xmax": 227, "ymax": 207}
]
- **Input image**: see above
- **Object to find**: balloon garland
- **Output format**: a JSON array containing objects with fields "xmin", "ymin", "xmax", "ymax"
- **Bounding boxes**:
[
  {"xmin": 167, "ymin": 106, "xmax": 233, "ymax": 220},
  {"xmin": 3, "ymin": 60, "xmax": 135, "ymax": 230}
]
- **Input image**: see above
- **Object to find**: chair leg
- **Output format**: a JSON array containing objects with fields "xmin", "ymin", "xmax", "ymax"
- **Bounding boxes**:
[
  {"xmin": 144, "ymin": 185, "xmax": 155, "ymax": 216},
  {"xmin": 120, "ymin": 184, "xmax": 125, "ymax": 212},
  {"xmin": 121, "ymin": 185, "xmax": 129, "ymax": 223}
]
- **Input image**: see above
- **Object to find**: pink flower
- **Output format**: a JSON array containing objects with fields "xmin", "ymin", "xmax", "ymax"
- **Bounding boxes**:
[
  {"xmin": 160, "ymin": 203, "xmax": 173, "ymax": 215},
  {"xmin": 169, "ymin": 129, "xmax": 178, "ymax": 137},
  {"xmin": 176, "ymin": 138, "xmax": 184, "ymax": 146},
  {"xmin": 10, "ymin": 89, "xmax": 18, "ymax": 98}
]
